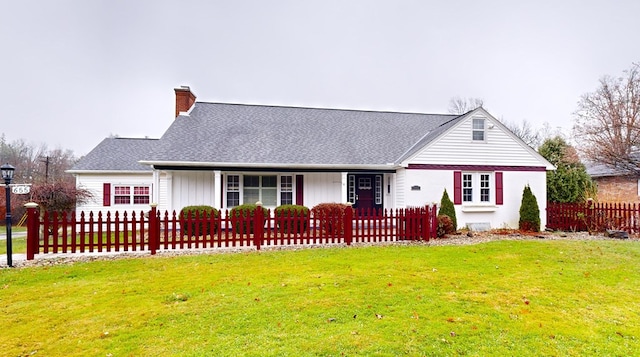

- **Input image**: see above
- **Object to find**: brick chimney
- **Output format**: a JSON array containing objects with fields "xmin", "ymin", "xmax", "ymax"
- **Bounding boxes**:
[{"xmin": 174, "ymin": 86, "xmax": 196, "ymax": 117}]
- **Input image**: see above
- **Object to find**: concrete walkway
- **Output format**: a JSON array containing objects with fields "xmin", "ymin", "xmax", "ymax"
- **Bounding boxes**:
[
  {"xmin": 0, "ymin": 231, "xmax": 27, "ymax": 267},
  {"xmin": 0, "ymin": 253, "xmax": 28, "ymax": 267},
  {"xmin": 0, "ymin": 231, "xmax": 27, "ymax": 240}
]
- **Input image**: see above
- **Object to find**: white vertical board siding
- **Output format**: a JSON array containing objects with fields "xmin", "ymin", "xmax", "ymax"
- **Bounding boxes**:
[
  {"xmin": 303, "ymin": 172, "xmax": 343, "ymax": 208},
  {"xmin": 171, "ymin": 171, "xmax": 216, "ymax": 210},
  {"xmin": 75, "ymin": 173, "xmax": 154, "ymax": 216},
  {"xmin": 403, "ymin": 169, "xmax": 547, "ymax": 229},
  {"xmin": 395, "ymin": 169, "xmax": 406, "ymax": 208},
  {"xmin": 410, "ymin": 117, "xmax": 545, "ymax": 167},
  {"xmin": 157, "ymin": 171, "xmax": 170, "ymax": 212}
]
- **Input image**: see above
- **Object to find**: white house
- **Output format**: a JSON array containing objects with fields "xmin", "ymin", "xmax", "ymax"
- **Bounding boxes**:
[{"xmin": 69, "ymin": 86, "xmax": 554, "ymax": 229}]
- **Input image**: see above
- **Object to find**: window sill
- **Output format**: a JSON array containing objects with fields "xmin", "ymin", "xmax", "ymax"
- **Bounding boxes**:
[{"xmin": 461, "ymin": 205, "xmax": 497, "ymax": 212}]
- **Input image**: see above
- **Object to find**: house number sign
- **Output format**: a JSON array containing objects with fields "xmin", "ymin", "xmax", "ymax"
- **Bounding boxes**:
[{"xmin": 11, "ymin": 185, "xmax": 31, "ymax": 195}]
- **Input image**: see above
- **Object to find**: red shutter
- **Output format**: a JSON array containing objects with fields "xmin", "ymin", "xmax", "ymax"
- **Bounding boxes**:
[
  {"xmin": 495, "ymin": 172, "xmax": 503, "ymax": 205},
  {"xmin": 103, "ymin": 183, "xmax": 111, "ymax": 206},
  {"xmin": 453, "ymin": 171, "xmax": 462, "ymax": 205},
  {"xmin": 296, "ymin": 175, "xmax": 304, "ymax": 205}
]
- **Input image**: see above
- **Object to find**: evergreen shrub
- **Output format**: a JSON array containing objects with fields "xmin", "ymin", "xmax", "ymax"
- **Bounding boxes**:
[
  {"xmin": 230, "ymin": 204, "xmax": 269, "ymax": 234},
  {"xmin": 438, "ymin": 189, "xmax": 457, "ymax": 230},
  {"xmin": 519, "ymin": 185, "xmax": 541, "ymax": 232},
  {"xmin": 274, "ymin": 205, "xmax": 310, "ymax": 234},
  {"xmin": 180, "ymin": 205, "xmax": 220, "ymax": 236}
]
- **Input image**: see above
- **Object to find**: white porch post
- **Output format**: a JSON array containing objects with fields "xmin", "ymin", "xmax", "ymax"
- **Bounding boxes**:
[
  {"xmin": 214, "ymin": 170, "xmax": 222, "ymax": 209},
  {"xmin": 152, "ymin": 170, "xmax": 160, "ymax": 205},
  {"xmin": 166, "ymin": 172, "xmax": 173, "ymax": 212},
  {"xmin": 341, "ymin": 172, "xmax": 348, "ymax": 203}
]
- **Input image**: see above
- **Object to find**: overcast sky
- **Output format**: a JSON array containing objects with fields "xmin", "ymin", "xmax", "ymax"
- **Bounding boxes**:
[{"xmin": 1, "ymin": 0, "xmax": 639, "ymax": 157}]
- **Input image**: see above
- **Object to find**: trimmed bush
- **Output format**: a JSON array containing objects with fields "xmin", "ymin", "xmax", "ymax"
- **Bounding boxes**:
[
  {"xmin": 274, "ymin": 205, "xmax": 310, "ymax": 234},
  {"xmin": 519, "ymin": 185, "xmax": 541, "ymax": 232},
  {"xmin": 230, "ymin": 204, "xmax": 269, "ymax": 234},
  {"xmin": 311, "ymin": 203, "xmax": 353, "ymax": 234},
  {"xmin": 180, "ymin": 205, "xmax": 220, "ymax": 236},
  {"xmin": 436, "ymin": 215, "xmax": 455, "ymax": 238},
  {"xmin": 438, "ymin": 189, "xmax": 457, "ymax": 230}
]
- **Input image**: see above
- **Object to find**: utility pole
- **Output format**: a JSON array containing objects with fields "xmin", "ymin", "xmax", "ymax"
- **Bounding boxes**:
[{"xmin": 41, "ymin": 155, "xmax": 50, "ymax": 183}]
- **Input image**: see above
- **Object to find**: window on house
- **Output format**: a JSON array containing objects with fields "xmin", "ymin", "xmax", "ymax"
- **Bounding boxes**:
[
  {"xmin": 480, "ymin": 174, "xmax": 491, "ymax": 202},
  {"xmin": 472, "ymin": 118, "xmax": 485, "ymax": 141},
  {"xmin": 227, "ymin": 175, "xmax": 240, "ymax": 207},
  {"xmin": 375, "ymin": 175, "xmax": 382, "ymax": 204},
  {"xmin": 348, "ymin": 175, "xmax": 356, "ymax": 204},
  {"xmin": 281, "ymin": 175, "xmax": 293, "ymax": 205},
  {"xmin": 462, "ymin": 174, "xmax": 473, "ymax": 202},
  {"xmin": 226, "ymin": 174, "xmax": 292, "ymax": 207},
  {"xmin": 463, "ymin": 173, "xmax": 492, "ymax": 203},
  {"xmin": 244, "ymin": 175, "xmax": 277, "ymax": 206},
  {"xmin": 113, "ymin": 185, "xmax": 150, "ymax": 205}
]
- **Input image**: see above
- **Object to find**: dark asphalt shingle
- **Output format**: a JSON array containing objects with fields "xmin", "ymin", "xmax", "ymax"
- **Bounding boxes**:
[
  {"xmin": 146, "ymin": 102, "xmax": 460, "ymax": 165},
  {"xmin": 70, "ymin": 137, "xmax": 158, "ymax": 171}
]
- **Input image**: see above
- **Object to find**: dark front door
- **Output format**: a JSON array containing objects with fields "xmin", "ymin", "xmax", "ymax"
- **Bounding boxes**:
[{"xmin": 348, "ymin": 174, "xmax": 383, "ymax": 211}]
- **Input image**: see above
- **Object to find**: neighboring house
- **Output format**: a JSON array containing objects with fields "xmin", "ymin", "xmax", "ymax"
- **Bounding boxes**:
[
  {"xmin": 586, "ymin": 162, "xmax": 640, "ymax": 203},
  {"xmin": 69, "ymin": 86, "xmax": 555, "ymax": 229}
]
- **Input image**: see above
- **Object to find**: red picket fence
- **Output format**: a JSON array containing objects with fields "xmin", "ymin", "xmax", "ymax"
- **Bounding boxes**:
[
  {"xmin": 25, "ymin": 205, "xmax": 438, "ymax": 260},
  {"xmin": 546, "ymin": 202, "xmax": 640, "ymax": 233}
]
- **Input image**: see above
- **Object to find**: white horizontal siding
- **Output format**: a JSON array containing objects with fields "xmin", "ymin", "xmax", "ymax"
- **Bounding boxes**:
[
  {"xmin": 408, "ymin": 116, "xmax": 546, "ymax": 167},
  {"xmin": 75, "ymin": 173, "xmax": 154, "ymax": 215}
]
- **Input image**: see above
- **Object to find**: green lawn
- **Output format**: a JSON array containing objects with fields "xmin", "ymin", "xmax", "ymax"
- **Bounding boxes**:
[
  {"xmin": 0, "ymin": 226, "xmax": 26, "ymax": 255},
  {"xmin": 1, "ymin": 239, "xmax": 639, "ymax": 356}
]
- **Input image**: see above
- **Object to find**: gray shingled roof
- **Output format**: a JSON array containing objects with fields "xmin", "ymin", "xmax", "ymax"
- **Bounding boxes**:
[
  {"xmin": 145, "ymin": 102, "xmax": 460, "ymax": 166},
  {"xmin": 70, "ymin": 137, "xmax": 158, "ymax": 171}
]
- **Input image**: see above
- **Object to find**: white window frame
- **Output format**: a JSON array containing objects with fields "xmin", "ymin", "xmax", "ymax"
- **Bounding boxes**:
[
  {"xmin": 462, "ymin": 172, "xmax": 493, "ymax": 204},
  {"xmin": 225, "ymin": 174, "xmax": 295, "ymax": 208},
  {"xmin": 280, "ymin": 175, "xmax": 293, "ymax": 205},
  {"xmin": 113, "ymin": 184, "xmax": 151, "ymax": 205},
  {"xmin": 375, "ymin": 175, "xmax": 382, "ymax": 204},
  {"xmin": 226, "ymin": 175, "xmax": 240, "ymax": 207},
  {"xmin": 472, "ymin": 118, "xmax": 486, "ymax": 141}
]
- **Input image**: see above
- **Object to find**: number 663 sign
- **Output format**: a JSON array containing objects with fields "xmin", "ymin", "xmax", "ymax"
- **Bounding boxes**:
[{"xmin": 11, "ymin": 185, "xmax": 31, "ymax": 195}]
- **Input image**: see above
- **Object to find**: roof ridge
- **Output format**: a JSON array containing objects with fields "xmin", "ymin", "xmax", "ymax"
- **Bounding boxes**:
[
  {"xmin": 194, "ymin": 101, "xmax": 457, "ymax": 117},
  {"xmin": 109, "ymin": 137, "xmax": 160, "ymax": 141}
]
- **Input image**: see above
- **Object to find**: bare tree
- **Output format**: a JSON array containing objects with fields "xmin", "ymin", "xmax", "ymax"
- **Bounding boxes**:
[
  {"xmin": 448, "ymin": 97, "xmax": 484, "ymax": 114},
  {"xmin": 501, "ymin": 119, "xmax": 542, "ymax": 149},
  {"xmin": 573, "ymin": 62, "xmax": 640, "ymax": 174},
  {"xmin": 1, "ymin": 135, "xmax": 82, "ymax": 221}
]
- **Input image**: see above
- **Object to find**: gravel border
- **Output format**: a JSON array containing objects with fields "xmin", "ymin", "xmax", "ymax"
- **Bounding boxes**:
[{"xmin": 3, "ymin": 231, "xmax": 637, "ymax": 269}]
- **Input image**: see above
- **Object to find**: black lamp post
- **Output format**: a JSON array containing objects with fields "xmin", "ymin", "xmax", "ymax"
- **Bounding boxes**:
[{"xmin": 2, "ymin": 163, "xmax": 15, "ymax": 267}]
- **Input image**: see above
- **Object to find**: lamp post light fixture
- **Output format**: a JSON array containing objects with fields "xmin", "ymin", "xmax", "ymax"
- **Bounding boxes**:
[{"xmin": 2, "ymin": 163, "xmax": 15, "ymax": 267}]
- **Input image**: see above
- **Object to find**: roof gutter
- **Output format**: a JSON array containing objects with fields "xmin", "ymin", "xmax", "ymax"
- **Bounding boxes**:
[
  {"xmin": 66, "ymin": 170, "xmax": 153, "ymax": 175},
  {"xmin": 138, "ymin": 160, "xmax": 399, "ymax": 172}
]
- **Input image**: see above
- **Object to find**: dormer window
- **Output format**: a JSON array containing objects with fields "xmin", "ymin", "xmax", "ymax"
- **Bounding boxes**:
[{"xmin": 472, "ymin": 118, "xmax": 485, "ymax": 141}]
